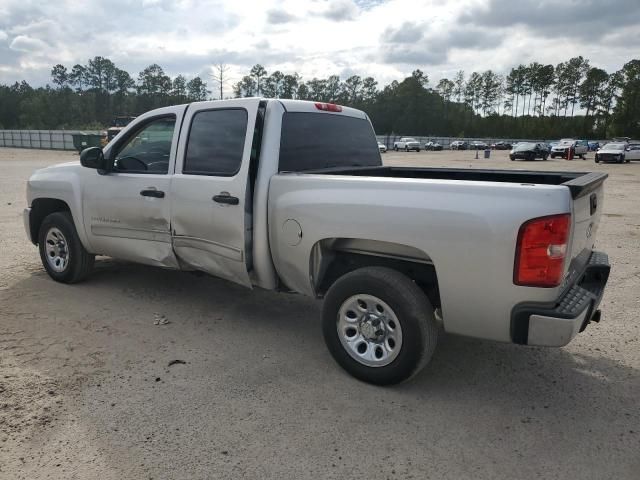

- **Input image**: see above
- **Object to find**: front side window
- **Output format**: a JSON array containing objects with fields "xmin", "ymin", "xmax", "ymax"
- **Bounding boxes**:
[
  {"xmin": 183, "ymin": 109, "xmax": 248, "ymax": 176},
  {"xmin": 114, "ymin": 116, "xmax": 175, "ymax": 173}
]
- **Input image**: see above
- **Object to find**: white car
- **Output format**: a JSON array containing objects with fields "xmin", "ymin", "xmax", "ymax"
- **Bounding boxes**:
[
  {"xmin": 550, "ymin": 139, "xmax": 589, "ymax": 159},
  {"xmin": 393, "ymin": 137, "xmax": 421, "ymax": 152},
  {"xmin": 378, "ymin": 142, "xmax": 387, "ymax": 153},
  {"xmin": 595, "ymin": 142, "xmax": 640, "ymax": 163}
]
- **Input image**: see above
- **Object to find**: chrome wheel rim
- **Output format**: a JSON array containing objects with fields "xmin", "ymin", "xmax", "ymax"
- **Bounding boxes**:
[
  {"xmin": 337, "ymin": 294, "xmax": 403, "ymax": 367},
  {"xmin": 45, "ymin": 227, "xmax": 69, "ymax": 272}
]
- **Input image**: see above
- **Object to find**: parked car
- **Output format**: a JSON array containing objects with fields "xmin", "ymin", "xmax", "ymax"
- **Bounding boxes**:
[
  {"xmin": 588, "ymin": 141, "xmax": 600, "ymax": 151},
  {"xmin": 424, "ymin": 141, "xmax": 443, "ymax": 151},
  {"xmin": 491, "ymin": 141, "xmax": 512, "ymax": 150},
  {"xmin": 470, "ymin": 141, "xmax": 489, "ymax": 150},
  {"xmin": 393, "ymin": 137, "xmax": 421, "ymax": 152},
  {"xmin": 594, "ymin": 142, "xmax": 640, "ymax": 163},
  {"xmin": 24, "ymin": 98, "xmax": 610, "ymax": 385},
  {"xmin": 629, "ymin": 143, "xmax": 640, "ymax": 161},
  {"xmin": 550, "ymin": 139, "xmax": 589, "ymax": 159},
  {"xmin": 509, "ymin": 142, "xmax": 549, "ymax": 161},
  {"xmin": 450, "ymin": 140, "xmax": 469, "ymax": 150},
  {"xmin": 378, "ymin": 142, "xmax": 387, "ymax": 153}
]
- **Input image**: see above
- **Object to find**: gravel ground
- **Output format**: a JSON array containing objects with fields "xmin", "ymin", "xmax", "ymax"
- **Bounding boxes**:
[{"xmin": 1, "ymin": 147, "xmax": 638, "ymax": 479}]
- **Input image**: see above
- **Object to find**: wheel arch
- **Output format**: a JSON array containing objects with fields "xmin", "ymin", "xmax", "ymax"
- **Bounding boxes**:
[
  {"xmin": 29, "ymin": 198, "xmax": 72, "ymax": 245},
  {"xmin": 310, "ymin": 238, "xmax": 442, "ymax": 310}
]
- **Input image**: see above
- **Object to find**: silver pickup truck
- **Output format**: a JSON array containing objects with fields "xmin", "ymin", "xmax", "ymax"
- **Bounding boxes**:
[{"xmin": 24, "ymin": 99, "xmax": 611, "ymax": 385}]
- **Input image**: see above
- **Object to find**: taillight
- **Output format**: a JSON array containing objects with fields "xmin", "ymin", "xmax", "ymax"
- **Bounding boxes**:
[
  {"xmin": 514, "ymin": 214, "xmax": 571, "ymax": 287},
  {"xmin": 314, "ymin": 102, "xmax": 342, "ymax": 112}
]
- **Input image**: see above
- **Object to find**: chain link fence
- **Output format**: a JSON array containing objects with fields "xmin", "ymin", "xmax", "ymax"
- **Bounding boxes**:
[{"xmin": 0, "ymin": 130, "xmax": 101, "ymax": 151}]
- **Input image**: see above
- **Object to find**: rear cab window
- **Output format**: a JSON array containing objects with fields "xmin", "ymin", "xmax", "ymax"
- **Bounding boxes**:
[{"xmin": 278, "ymin": 113, "xmax": 381, "ymax": 172}]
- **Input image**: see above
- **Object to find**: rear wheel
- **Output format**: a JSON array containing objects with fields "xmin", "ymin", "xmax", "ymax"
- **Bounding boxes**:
[
  {"xmin": 38, "ymin": 212, "xmax": 94, "ymax": 283},
  {"xmin": 322, "ymin": 267, "xmax": 438, "ymax": 385}
]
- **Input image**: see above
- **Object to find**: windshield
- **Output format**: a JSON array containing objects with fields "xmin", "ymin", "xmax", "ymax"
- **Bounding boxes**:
[
  {"xmin": 402, "ymin": 138, "xmax": 417, "ymax": 142},
  {"xmin": 559, "ymin": 139, "xmax": 574, "ymax": 146},
  {"xmin": 602, "ymin": 143, "xmax": 625, "ymax": 151},
  {"xmin": 514, "ymin": 142, "xmax": 536, "ymax": 150},
  {"xmin": 279, "ymin": 112, "xmax": 381, "ymax": 172}
]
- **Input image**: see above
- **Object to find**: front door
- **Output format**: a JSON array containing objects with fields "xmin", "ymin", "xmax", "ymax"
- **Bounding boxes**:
[
  {"xmin": 82, "ymin": 107, "xmax": 185, "ymax": 268},
  {"xmin": 170, "ymin": 99, "xmax": 260, "ymax": 287}
]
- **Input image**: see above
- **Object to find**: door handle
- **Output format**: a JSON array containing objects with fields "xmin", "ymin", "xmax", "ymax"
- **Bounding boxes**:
[
  {"xmin": 213, "ymin": 194, "xmax": 239, "ymax": 205},
  {"xmin": 140, "ymin": 189, "xmax": 165, "ymax": 198}
]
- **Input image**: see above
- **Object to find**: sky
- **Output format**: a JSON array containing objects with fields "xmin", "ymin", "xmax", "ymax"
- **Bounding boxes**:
[{"xmin": 1, "ymin": 0, "xmax": 639, "ymax": 95}]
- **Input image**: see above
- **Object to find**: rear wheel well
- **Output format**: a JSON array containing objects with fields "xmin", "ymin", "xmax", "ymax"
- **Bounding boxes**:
[
  {"xmin": 315, "ymin": 250, "xmax": 441, "ymax": 310},
  {"xmin": 30, "ymin": 198, "xmax": 71, "ymax": 245}
]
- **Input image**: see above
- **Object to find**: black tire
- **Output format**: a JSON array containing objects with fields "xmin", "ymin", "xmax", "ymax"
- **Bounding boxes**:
[
  {"xmin": 550, "ymin": 154, "xmax": 556, "ymax": 159},
  {"xmin": 543, "ymin": 154, "xmax": 548, "ymax": 161},
  {"xmin": 393, "ymin": 146, "xmax": 398, "ymax": 151},
  {"xmin": 322, "ymin": 267, "xmax": 438, "ymax": 385},
  {"xmin": 416, "ymin": 148, "xmax": 421, "ymax": 152},
  {"xmin": 510, "ymin": 155, "xmax": 515, "ymax": 161},
  {"xmin": 38, "ymin": 211, "xmax": 94, "ymax": 284},
  {"xmin": 405, "ymin": 146, "xmax": 409, "ymax": 152},
  {"xmin": 595, "ymin": 157, "xmax": 599, "ymax": 163}
]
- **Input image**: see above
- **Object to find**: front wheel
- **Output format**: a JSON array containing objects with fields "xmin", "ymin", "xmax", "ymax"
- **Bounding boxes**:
[
  {"xmin": 543, "ymin": 154, "xmax": 548, "ymax": 161},
  {"xmin": 510, "ymin": 155, "xmax": 515, "ymax": 161},
  {"xmin": 322, "ymin": 267, "xmax": 438, "ymax": 385},
  {"xmin": 38, "ymin": 212, "xmax": 94, "ymax": 283},
  {"xmin": 550, "ymin": 154, "xmax": 556, "ymax": 159}
]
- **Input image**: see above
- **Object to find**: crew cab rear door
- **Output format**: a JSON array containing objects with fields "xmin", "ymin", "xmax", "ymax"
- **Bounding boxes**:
[{"xmin": 170, "ymin": 99, "xmax": 261, "ymax": 287}]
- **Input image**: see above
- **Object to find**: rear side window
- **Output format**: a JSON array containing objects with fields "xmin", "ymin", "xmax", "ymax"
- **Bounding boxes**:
[
  {"xmin": 279, "ymin": 113, "xmax": 381, "ymax": 172},
  {"xmin": 183, "ymin": 109, "xmax": 248, "ymax": 176}
]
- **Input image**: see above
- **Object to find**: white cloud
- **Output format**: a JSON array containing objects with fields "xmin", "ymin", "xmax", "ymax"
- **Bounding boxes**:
[
  {"xmin": 0, "ymin": 0, "xmax": 638, "ymax": 88},
  {"xmin": 9, "ymin": 35, "xmax": 50, "ymax": 53}
]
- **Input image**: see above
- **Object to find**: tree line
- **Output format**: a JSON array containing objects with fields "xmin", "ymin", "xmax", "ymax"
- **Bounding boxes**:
[{"xmin": 0, "ymin": 55, "xmax": 638, "ymax": 139}]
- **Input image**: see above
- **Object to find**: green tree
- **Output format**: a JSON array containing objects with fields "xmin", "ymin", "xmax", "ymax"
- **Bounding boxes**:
[
  {"xmin": 186, "ymin": 77, "xmax": 210, "ymax": 101},
  {"xmin": 51, "ymin": 65, "xmax": 69, "ymax": 88},
  {"xmin": 611, "ymin": 60, "xmax": 640, "ymax": 137},
  {"xmin": 250, "ymin": 64, "xmax": 267, "ymax": 95}
]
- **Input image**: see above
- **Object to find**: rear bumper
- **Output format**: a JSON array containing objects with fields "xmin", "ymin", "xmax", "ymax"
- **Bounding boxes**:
[{"xmin": 511, "ymin": 251, "xmax": 610, "ymax": 347}]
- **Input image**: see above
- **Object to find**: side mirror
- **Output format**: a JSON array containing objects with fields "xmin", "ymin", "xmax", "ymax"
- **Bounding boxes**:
[{"xmin": 80, "ymin": 147, "xmax": 106, "ymax": 170}]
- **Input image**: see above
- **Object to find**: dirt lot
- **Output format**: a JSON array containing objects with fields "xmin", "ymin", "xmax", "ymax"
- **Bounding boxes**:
[{"xmin": 1, "ymin": 147, "xmax": 639, "ymax": 479}]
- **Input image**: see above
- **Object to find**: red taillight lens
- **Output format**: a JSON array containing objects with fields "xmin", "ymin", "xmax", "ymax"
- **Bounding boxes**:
[
  {"xmin": 514, "ymin": 214, "xmax": 571, "ymax": 287},
  {"xmin": 314, "ymin": 102, "xmax": 342, "ymax": 112}
]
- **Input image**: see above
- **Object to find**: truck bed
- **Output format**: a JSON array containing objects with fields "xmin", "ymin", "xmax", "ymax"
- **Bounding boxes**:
[{"xmin": 303, "ymin": 166, "xmax": 607, "ymax": 199}]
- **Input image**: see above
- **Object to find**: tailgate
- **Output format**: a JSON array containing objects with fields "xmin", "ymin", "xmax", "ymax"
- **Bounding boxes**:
[{"xmin": 563, "ymin": 172, "xmax": 607, "ymax": 283}]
